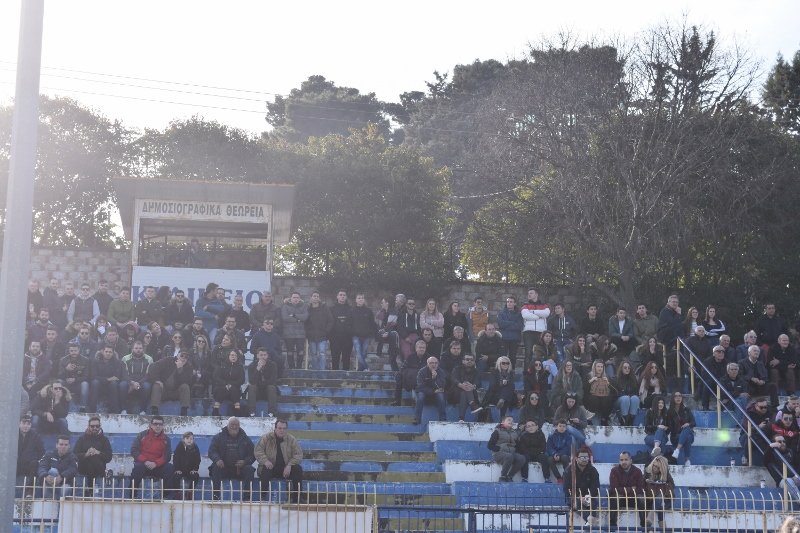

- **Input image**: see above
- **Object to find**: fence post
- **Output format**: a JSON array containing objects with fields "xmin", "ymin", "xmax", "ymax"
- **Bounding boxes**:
[
  {"xmin": 675, "ymin": 339, "xmax": 681, "ymax": 381},
  {"xmin": 467, "ymin": 510, "xmax": 477, "ymax": 533},
  {"xmin": 689, "ymin": 353, "xmax": 695, "ymax": 396},
  {"xmin": 783, "ymin": 462, "xmax": 789, "ymax": 510},
  {"xmin": 716, "ymin": 384, "xmax": 722, "ymax": 429},
  {"xmin": 747, "ymin": 421, "xmax": 753, "ymax": 466}
]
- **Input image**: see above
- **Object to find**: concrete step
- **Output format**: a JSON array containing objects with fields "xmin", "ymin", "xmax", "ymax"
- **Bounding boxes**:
[
  {"xmin": 281, "ymin": 377, "xmax": 397, "ymax": 389},
  {"xmin": 285, "ymin": 369, "xmax": 397, "ymax": 381},
  {"xmin": 443, "ymin": 460, "xmax": 775, "ymax": 488}
]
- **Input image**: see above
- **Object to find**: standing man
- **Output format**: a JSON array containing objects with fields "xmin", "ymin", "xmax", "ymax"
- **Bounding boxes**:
[
  {"xmin": 165, "ymin": 290, "xmax": 194, "ymax": 332},
  {"xmin": 608, "ymin": 307, "xmax": 636, "ymax": 357},
  {"xmin": 467, "ymin": 296, "xmax": 490, "ymax": 352},
  {"xmin": 633, "ymin": 304, "xmax": 658, "ymax": 346},
  {"xmin": 281, "ymin": 292, "xmax": 309, "ymax": 370},
  {"xmin": 578, "ymin": 304, "xmax": 604, "ymax": 344},
  {"xmin": 135, "ymin": 286, "xmax": 164, "ymax": 328},
  {"xmin": 306, "ymin": 291, "xmax": 333, "ymax": 370},
  {"xmin": 657, "ymin": 295, "xmax": 682, "ymax": 348},
  {"xmin": 208, "ymin": 417, "xmax": 256, "ymax": 501},
  {"xmin": 549, "ymin": 303, "xmax": 577, "ymax": 364},
  {"xmin": 255, "ymin": 419, "xmax": 304, "ymax": 502},
  {"xmin": 68, "ymin": 283, "xmax": 101, "ymax": 325},
  {"xmin": 521, "ymin": 288, "xmax": 550, "ymax": 364},
  {"xmin": 608, "ymin": 451, "xmax": 646, "ymax": 529},
  {"xmin": 329, "ymin": 290, "xmax": 354, "ymax": 371},
  {"xmin": 755, "ymin": 303, "xmax": 788, "ymax": 351},
  {"xmin": 250, "ymin": 291, "xmax": 282, "ymax": 336},
  {"xmin": 93, "ymin": 280, "xmax": 114, "ymax": 317},
  {"xmin": 352, "ymin": 293, "xmax": 378, "ymax": 371},
  {"xmin": 73, "ymin": 416, "xmax": 113, "ymax": 485},
  {"xmin": 130, "ymin": 416, "xmax": 173, "ymax": 495},
  {"xmin": 497, "ymin": 296, "xmax": 523, "ymax": 364}
]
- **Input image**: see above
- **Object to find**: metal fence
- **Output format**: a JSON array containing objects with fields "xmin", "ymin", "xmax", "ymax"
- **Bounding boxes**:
[{"xmin": 12, "ymin": 478, "xmax": 798, "ymax": 533}]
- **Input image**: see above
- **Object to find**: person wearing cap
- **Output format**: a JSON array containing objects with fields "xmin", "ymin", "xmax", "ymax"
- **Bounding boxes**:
[
  {"xmin": 208, "ymin": 417, "xmax": 256, "ymax": 501},
  {"xmin": 17, "ymin": 415, "xmax": 44, "ymax": 483},
  {"xmin": 701, "ymin": 344, "xmax": 731, "ymax": 410}
]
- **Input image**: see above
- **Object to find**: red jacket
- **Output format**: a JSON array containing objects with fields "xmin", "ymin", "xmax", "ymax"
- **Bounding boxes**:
[{"xmin": 132, "ymin": 429, "xmax": 171, "ymax": 467}]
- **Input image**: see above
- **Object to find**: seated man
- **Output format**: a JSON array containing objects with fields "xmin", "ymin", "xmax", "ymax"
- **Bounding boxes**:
[
  {"xmin": 475, "ymin": 323, "xmax": 505, "ymax": 371},
  {"xmin": 147, "ymin": 350, "xmax": 194, "ymax": 416},
  {"xmin": 23, "ymin": 340, "xmax": 52, "ymax": 395},
  {"xmin": 392, "ymin": 340, "xmax": 425, "ymax": 406},
  {"xmin": 608, "ymin": 451, "xmax": 646, "ymax": 529},
  {"xmin": 58, "ymin": 342, "xmax": 91, "ymax": 412},
  {"xmin": 441, "ymin": 326, "xmax": 471, "ymax": 357},
  {"xmin": 738, "ymin": 397, "xmax": 773, "ymax": 466},
  {"xmin": 90, "ymin": 346, "xmax": 129, "ymax": 413},
  {"xmin": 130, "ymin": 416, "xmax": 173, "ymax": 495},
  {"xmin": 517, "ymin": 419, "xmax": 552, "ymax": 483},
  {"xmin": 740, "ymin": 345, "xmax": 779, "ymax": 407},
  {"xmin": 701, "ymin": 345, "xmax": 729, "ymax": 410},
  {"xmin": 563, "ymin": 447, "xmax": 600, "ymax": 526},
  {"xmin": 255, "ymin": 419, "xmax": 304, "ymax": 502},
  {"xmin": 719, "ymin": 362, "xmax": 749, "ymax": 412},
  {"xmin": 208, "ymin": 417, "xmax": 255, "ymax": 501},
  {"xmin": 249, "ymin": 319, "xmax": 286, "ymax": 376},
  {"xmin": 17, "ymin": 415, "xmax": 45, "ymax": 485},
  {"xmin": 73, "ymin": 416, "xmax": 112, "ymax": 485},
  {"xmin": 247, "ymin": 347, "xmax": 280, "ymax": 417},
  {"xmin": 37, "ymin": 435, "xmax": 78, "ymax": 497},
  {"xmin": 447, "ymin": 353, "xmax": 480, "ymax": 421},
  {"xmin": 768, "ymin": 334, "xmax": 798, "ymax": 395},
  {"xmin": 414, "ymin": 357, "xmax": 447, "ymax": 425}
]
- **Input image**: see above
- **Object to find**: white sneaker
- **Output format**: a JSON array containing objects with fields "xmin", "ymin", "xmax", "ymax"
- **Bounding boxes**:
[
  {"xmin": 741, "ymin": 455, "xmax": 748, "ymax": 466},
  {"xmin": 671, "ymin": 448, "xmax": 680, "ymax": 459},
  {"xmin": 684, "ymin": 459, "xmax": 691, "ymax": 466},
  {"xmin": 471, "ymin": 406, "xmax": 484, "ymax": 414},
  {"xmin": 119, "ymin": 410, "xmax": 127, "ymax": 415},
  {"xmin": 651, "ymin": 447, "xmax": 662, "ymax": 457}
]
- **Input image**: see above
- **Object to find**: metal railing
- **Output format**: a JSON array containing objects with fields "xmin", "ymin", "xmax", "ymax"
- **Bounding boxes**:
[
  {"xmin": 675, "ymin": 338, "xmax": 799, "ymax": 504},
  {"xmin": 13, "ymin": 478, "xmax": 798, "ymax": 533}
]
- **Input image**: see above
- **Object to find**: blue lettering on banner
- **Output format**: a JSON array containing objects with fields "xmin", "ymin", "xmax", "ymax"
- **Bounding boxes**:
[
  {"xmin": 245, "ymin": 290, "xmax": 261, "ymax": 308},
  {"xmin": 131, "ymin": 286, "xmax": 148, "ymax": 303}
]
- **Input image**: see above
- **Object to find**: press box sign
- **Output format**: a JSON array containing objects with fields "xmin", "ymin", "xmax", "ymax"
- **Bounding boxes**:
[{"xmin": 136, "ymin": 199, "xmax": 270, "ymax": 223}]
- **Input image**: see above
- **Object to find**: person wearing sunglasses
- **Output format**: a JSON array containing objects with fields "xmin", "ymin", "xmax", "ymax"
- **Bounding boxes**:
[
  {"xmin": 31, "ymin": 380, "xmax": 70, "ymax": 434},
  {"xmin": 73, "ymin": 416, "xmax": 112, "ymax": 485}
]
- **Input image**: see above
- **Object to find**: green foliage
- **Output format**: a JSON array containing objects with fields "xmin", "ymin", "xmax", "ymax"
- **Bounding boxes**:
[
  {"xmin": 763, "ymin": 49, "xmax": 800, "ymax": 134},
  {"xmin": 266, "ymin": 75, "xmax": 391, "ymax": 143},
  {"xmin": 0, "ymin": 96, "xmax": 130, "ymax": 247},
  {"xmin": 271, "ymin": 125, "xmax": 455, "ymax": 294}
]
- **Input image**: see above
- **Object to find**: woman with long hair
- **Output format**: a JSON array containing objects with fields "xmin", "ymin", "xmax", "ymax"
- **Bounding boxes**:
[
  {"xmin": 533, "ymin": 331, "xmax": 558, "ymax": 362},
  {"xmin": 666, "ymin": 391, "xmax": 696, "ymax": 466},
  {"xmin": 584, "ymin": 360, "xmax": 615, "ymax": 425},
  {"xmin": 636, "ymin": 337, "xmax": 666, "ymax": 373},
  {"xmin": 644, "ymin": 395, "xmax": 669, "ymax": 454},
  {"xmin": 190, "ymin": 334, "xmax": 212, "ymax": 397},
  {"xmin": 683, "ymin": 307, "xmax": 701, "ymax": 337},
  {"xmin": 549, "ymin": 360, "xmax": 584, "ymax": 410},
  {"xmin": 639, "ymin": 361, "xmax": 666, "ymax": 409},
  {"xmin": 518, "ymin": 391, "xmax": 551, "ymax": 427},
  {"xmin": 211, "ymin": 349, "xmax": 245, "ymax": 416},
  {"xmin": 644, "ymin": 455, "xmax": 675, "ymax": 529},
  {"xmin": 565, "ymin": 335, "xmax": 592, "ymax": 379},
  {"xmin": 591, "ymin": 335, "xmax": 620, "ymax": 378},
  {"xmin": 614, "ymin": 359, "xmax": 641, "ymax": 426},
  {"xmin": 523, "ymin": 358, "xmax": 551, "ymax": 396},
  {"xmin": 482, "ymin": 356, "xmax": 518, "ymax": 420},
  {"xmin": 442, "ymin": 302, "xmax": 469, "ymax": 340},
  {"xmin": 702, "ymin": 305, "xmax": 726, "ymax": 346},
  {"xmin": 419, "ymin": 299, "xmax": 445, "ymax": 356}
]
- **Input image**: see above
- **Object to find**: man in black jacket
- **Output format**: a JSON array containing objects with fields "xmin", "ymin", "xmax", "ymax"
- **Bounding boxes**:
[
  {"xmin": 563, "ymin": 447, "xmax": 600, "ymax": 526},
  {"xmin": 208, "ymin": 417, "xmax": 256, "ymax": 501},
  {"xmin": 248, "ymin": 348, "xmax": 280, "ymax": 416},
  {"xmin": 37, "ymin": 435, "xmax": 78, "ymax": 495},
  {"xmin": 329, "ymin": 290, "xmax": 354, "ymax": 371},
  {"xmin": 17, "ymin": 415, "xmax": 44, "ymax": 484},
  {"xmin": 73, "ymin": 416, "xmax": 113, "ymax": 484}
]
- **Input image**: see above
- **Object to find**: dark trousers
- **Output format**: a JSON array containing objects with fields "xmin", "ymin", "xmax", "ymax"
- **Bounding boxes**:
[
  {"xmin": 130, "ymin": 462, "xmax": 174, "ymax": 492},
  {"xmin": 284, "ymin": 338, "xmax": 305, "ymax": 369},
  {"xmin": 521, "ymin": 452, "xmax": 552, "ymax": 481},
  {"xmin": 522, "ymin": 331, "xmax": 541, "ymax": 366},
  {"xmin": 608, "ymin": 494, "xmax": 646, "ymax": 527},
  {"xmin": 330, "ymin": 335, "xmax": 353, "ymax": 370},
  {"xmin": 210, "ymin": 464, "xmax": 255, "ymax": 500},
  {"xmin": 259, "ymin": 464, "xmax": 303, "ymax": 501}
]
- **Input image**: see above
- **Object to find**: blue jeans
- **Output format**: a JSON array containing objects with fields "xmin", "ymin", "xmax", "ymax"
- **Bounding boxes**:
[
  {"xmin": 616, "ymin": 395, "xmax": 640, "ymax": 416},
  {"xmin": 554, "ymin": 339, "xmax": 572, "ymax": 366},
  {"xmin": 605, "ymin": 364, "xmax": 616, "ymax": 379},
  {"xmin": 645, "ymin": 428, "xmax": 668, "ymax": 449},
  {"xmin": 415, "ymin": 391, "xmax": 446, "ymax": 423},
  {"xmin": 308, "ymin": 340, "xmax": 329, "ymax": 370},
  {"xmin": 352, "ymin": 336, "xmax": 371, "ymax": 370},
  {"xmin": 673, "ymin": 426, "xmax": 695, "ymax": 461},
  {"xmin": 566, "ymin": 425, "xmax": 586, "ymax": 448}
]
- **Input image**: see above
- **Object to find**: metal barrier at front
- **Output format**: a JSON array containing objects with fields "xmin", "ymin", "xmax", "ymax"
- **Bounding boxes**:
[{"xmin": 12, "ymin": 478, "xmax": 799, "ymax": 533}]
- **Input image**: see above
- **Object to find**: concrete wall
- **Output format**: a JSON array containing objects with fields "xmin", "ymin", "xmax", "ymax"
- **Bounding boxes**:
[{"xmin": 27, "ymin": 247, "xmax": 595, "ymax": 312}]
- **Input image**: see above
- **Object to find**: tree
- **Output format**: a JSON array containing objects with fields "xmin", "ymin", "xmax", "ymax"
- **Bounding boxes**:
[
  {"xmin": 0, "ymin": 96, "xmax": 130, "ymax": 247},
  {"xmin": 265, "ymin": 75, "xmax": 390, "ymax": 143},
  {"xmin": 461, "ymin": 24, "xmax": 793, "ymax": 312},
  {"xmin": 130, "ymin": 116, "xmax": 267, "ymax": 180},
  {"xmin": 271, "ymin": 125, "xmax": 454, "ymax": 295},
  {"xmin": 763, "ymin": 49, "xmax": 800, "ymax": 134}
]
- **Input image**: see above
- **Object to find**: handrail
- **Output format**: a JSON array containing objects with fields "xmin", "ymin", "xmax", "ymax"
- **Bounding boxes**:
[{"xmin": 676, "ymin": 338, "xmax": 800, "ymax": 484}]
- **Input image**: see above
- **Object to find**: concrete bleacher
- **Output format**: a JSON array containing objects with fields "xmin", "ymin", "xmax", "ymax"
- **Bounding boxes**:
[{"xmin": 22, "ymin": 367, "xmax": 797, "ymax": 532}]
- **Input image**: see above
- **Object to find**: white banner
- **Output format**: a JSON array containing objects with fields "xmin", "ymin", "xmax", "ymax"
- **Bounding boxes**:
[
  {"xmin": 132, "ymin": 265, "xmax": 270, "ymax": 311},
  {"xmin": 59, "ymin": 500, "xmax": 375, "ymax": 533},
  {"xmin": 136, "ymin": 198, "xmax": 271, "ymax": 224}
]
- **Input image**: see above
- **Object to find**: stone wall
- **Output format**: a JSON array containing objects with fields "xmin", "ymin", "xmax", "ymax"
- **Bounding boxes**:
[{"xmin": 27, "ymin": 247, "xmax": 597, "ymax": 313}]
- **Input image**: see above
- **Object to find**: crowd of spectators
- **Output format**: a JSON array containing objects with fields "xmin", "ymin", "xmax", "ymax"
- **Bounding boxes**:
[{"xmin": 19, "ymin": 279, "xmax": 800, "ymax": 492}]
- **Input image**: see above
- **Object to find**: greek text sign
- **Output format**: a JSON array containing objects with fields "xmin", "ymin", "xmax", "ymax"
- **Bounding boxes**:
[{"xmin": 136, "ymin": 198, "xmax": 270, "ymax": 223}]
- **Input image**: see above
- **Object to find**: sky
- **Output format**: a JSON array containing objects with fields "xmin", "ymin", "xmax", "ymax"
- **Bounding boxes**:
[{"xmin": 1, "ymin": 0, "xmax": 798, "ymax": 136}]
